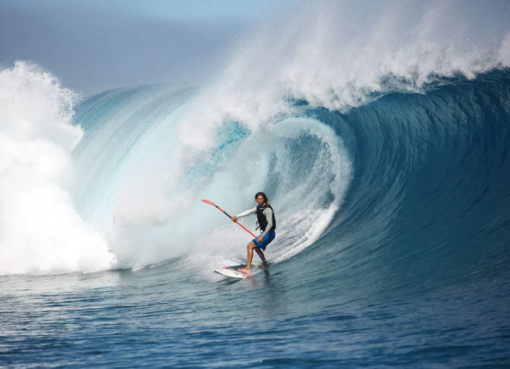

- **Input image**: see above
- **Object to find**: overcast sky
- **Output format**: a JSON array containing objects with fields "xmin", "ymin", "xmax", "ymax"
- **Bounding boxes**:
[{"xmin": 0, "ymin": 0, "xmax": 287, "ymax": 93}]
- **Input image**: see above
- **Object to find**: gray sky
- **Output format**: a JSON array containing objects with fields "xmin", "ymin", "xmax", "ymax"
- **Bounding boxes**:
[{"xmin": 0, "ymin": 0, "xmax": 286, "ymax": 93}]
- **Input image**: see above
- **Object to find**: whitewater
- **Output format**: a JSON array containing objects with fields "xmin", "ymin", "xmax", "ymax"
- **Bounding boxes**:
[{"xmin": 1, "ymin": 1, "xmax": 510, "ymax": 367}]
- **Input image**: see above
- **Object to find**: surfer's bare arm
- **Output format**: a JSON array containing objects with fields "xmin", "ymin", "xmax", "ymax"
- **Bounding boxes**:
[
  {"xmin": 260, "ymin": 208, "xmax": 273, "ymax": 238},
  {"xmin": 232, "ymin": 207, "xmax": 256, "ymax": 222}
]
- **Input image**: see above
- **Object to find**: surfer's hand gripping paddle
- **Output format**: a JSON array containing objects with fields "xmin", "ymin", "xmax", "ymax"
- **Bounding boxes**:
[{"xmin": 201, "ymin": 199, "xmax": 257, "ymax": 238}]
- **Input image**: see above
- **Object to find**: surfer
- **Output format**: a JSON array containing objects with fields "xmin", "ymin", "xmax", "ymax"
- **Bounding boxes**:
[{"xmin": 231, "ymin": 192, "xmax": 276, "ymax": 275}]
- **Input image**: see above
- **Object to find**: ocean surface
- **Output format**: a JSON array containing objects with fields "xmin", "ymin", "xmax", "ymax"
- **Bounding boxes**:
[{"xmin": 1, "ymin": 1, "xmax": 510, "ymax": 367}]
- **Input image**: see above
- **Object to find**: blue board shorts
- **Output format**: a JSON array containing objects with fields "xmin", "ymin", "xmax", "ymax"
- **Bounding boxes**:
[{"xmin": 253, "ymin": 231, "xmax": 276, "ymax": 251}]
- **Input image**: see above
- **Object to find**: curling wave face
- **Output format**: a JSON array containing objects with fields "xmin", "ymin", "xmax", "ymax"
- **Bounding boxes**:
[
  {"xmin": 292, "ymin": 70, "xmax": 510, "ymax": 302},
  {"xmin": 68, "ymin": 68, "xmax": 510, "ymax": 298}
]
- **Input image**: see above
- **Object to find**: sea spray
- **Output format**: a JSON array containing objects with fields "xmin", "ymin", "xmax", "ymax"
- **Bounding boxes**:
[{"xmin": 0, "ymin": 62, "xmax": 115, "ymax": 275}]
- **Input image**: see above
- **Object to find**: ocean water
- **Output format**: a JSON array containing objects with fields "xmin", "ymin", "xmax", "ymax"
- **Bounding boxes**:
[{"xmin": 2, "ymin": 1, "xmax": 510, "ymax": 367}]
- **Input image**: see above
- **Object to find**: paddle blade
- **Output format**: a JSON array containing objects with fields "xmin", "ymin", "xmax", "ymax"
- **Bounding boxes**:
[{"xmin": 202, "ymin": 199, "xmax": 215, "ymax": 206}]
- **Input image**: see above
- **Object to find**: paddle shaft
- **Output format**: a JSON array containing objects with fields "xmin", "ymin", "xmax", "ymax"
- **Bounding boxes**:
[{"xmin": 202, "ymin": 200, "xmax": 258, "ymax": 238}]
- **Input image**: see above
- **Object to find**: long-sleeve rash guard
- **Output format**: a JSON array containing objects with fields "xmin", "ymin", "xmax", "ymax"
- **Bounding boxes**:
[{"xmin": 237, "ymin": 207, "xmax": 274, "ymax": 238}]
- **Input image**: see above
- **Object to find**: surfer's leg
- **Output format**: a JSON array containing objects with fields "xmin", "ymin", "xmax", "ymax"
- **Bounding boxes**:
[
  {"xmin": 239, "ymin": 242, "xmax": 256, "ymax": 274},
  {"xmin": 254, "ymin": 248, "xmax": 268, "ymax": 267},
  {"xmin": 253, "ymin": 231, "xmax": 274, "ymax": 268}
]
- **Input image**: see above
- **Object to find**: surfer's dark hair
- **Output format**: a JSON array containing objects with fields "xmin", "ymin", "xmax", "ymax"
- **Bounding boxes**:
[{"xmin": 255, "ymin": 192, "xmax": 269, "ymax": 205}]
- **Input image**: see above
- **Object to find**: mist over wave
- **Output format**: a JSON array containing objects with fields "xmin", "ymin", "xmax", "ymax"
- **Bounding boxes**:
[
  {"xmin": 1, "ymin": 0, "xmax": 510, "ymax": 279},
  {"xmin": 177, "ymin": 0, "xmax": 510, "ymax": 159}
]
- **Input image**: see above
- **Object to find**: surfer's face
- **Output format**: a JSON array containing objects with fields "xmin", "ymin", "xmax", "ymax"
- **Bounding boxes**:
[{"xmin": 256, "ymin": 196, "xmax": 265, "ymax": 206}]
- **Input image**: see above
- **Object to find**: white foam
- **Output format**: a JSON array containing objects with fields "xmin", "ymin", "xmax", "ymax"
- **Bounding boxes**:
[{"xmin": 0, "ymin": 62, "xmax": 115, "ymax": 275}]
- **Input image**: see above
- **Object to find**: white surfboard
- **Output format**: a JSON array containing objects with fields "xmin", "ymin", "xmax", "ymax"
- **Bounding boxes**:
[
  {"xmin": 214, "ymin": 263, "xmax": 270, "ymax": 279},
  {"xmin": 214, "ymin": 266, "xmax": 248, "ymax": 279}
]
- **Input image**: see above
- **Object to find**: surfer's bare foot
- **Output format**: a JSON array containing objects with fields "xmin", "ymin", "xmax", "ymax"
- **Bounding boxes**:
[
  {"xmin": 260, "ymin": 263, "xmax": 269, "ymax": 270},
  {"xmin": 238, "ymin": 267, "xmax": 251, "ymax": 275}
]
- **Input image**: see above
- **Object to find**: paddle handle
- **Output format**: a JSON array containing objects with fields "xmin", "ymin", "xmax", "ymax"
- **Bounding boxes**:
[
  {"xmin": 202, "ymin": 200, "xmax": 258, "ymax": 238},
  {"xmin": 232, "ymin": 218, "xmax": 258, "ymax": 239}
]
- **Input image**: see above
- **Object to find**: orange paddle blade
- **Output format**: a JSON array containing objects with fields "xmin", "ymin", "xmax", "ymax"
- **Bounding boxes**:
[{"xmin": 201, "ymin": 199, "xmax": 215, "ymax": 206}]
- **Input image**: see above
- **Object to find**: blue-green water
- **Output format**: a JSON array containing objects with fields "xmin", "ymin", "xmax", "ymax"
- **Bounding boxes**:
[{"xmin": 2, "ymin": 70, "xmax": 510, "ymax": 367}]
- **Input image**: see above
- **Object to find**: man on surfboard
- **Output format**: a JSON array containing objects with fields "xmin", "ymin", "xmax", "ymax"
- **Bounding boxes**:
[{"xmin": 231, "ymin": 192, "xmax": 276, "ymax": 275}]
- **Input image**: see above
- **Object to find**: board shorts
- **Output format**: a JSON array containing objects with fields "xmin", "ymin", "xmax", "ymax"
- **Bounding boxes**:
[{"xmin": 253, "ymin": 231, "xmax": 276, "ymax": 251}]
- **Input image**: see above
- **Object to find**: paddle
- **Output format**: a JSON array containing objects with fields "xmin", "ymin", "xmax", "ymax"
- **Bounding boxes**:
[{"xmin": 202, "ymin": 199, "xmax": 257, "ymax": 238}]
